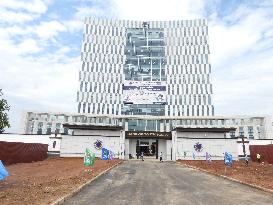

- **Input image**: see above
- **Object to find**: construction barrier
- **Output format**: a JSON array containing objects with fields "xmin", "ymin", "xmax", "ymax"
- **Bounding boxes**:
[
  {"xmin": 249, "ymin": 144, "xmax": 273, "ymax": 164},
  {"xmin": 0, "ymin": 141, "xmax": 48, "ymax": 165}
]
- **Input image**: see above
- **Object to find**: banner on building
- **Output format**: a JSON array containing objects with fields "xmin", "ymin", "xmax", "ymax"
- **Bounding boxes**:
[
  {"xmin": 123, "ymin": 81, "xmax": 166, "ymax": 105},
  {"xmin": 102, "ymin": 148, "xmax": 109, "ymax": 160}
]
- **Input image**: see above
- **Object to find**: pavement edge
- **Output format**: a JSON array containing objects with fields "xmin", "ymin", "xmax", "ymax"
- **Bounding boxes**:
[
  {"xmin": 177, "ymin": 162, "xmax": 273, "ymax": 195},
  {"xmin": 51, "ymin": 160, "xmax": 124, "ymax": 205}
]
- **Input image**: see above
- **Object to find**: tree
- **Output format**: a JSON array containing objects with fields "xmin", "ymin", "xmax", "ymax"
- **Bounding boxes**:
[{"xmin": 0, "ymin": 89, "xmax": 10, "ymax": 133}]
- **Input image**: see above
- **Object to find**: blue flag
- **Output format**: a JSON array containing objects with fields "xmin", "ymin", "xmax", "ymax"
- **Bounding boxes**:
[
  {"xmin": 0, "ymin": 160, "xmax": 9, "ymax": 180},
  {"xmin": 224, "ymin": 152, "xmax": 233, "ymax": 166},
  {"xmin": 102, "ymin": 148, "xmax": 109, "ymax": 160},
  {"xmin": 192, "ymin": 152, "xmax": 196, "ymax": 159},
  {"xmin": 206, "ymin": 152, "xmax": 212, "ymax": 162}
]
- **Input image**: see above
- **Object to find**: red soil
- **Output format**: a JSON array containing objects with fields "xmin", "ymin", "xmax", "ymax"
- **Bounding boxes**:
[
  {"xmin": 178, "ymin": 160, "xmax": 273, "ymax": 191},
  {"xmin": 0, "ymin": 157, "xmax": 122, "ymax": 205}
]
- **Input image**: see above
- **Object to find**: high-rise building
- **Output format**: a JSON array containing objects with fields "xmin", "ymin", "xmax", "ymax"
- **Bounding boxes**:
[
  {"xmin": 78, "ymin": 18, "xmax": 214, "ymax": 131},
  {"xmin": 19, "ymin": 18, "xmax": 273, "ymax": 160}
]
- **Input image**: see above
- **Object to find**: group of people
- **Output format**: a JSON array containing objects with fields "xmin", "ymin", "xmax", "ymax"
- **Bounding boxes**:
[{"xmin": 139, "ymin": 151, "xmax": 164, "ymax": 162}]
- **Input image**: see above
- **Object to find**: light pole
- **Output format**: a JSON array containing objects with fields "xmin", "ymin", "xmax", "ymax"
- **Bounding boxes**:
[{"xmin": 240, "ymin": 132, "xmax": 246, "ymax": 157}]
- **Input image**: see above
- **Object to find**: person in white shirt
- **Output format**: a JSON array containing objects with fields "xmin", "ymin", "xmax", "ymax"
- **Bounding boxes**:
[
  {"xmin": 160, "ymin": 152, "xmax": 163, "ymax": 162},
  {"xmin": 141, "ymin": 151, "xmax": 144, "ymax": 161}
]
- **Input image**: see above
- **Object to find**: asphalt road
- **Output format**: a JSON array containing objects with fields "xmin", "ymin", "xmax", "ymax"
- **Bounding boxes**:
[{"xmin": 64, "ymin": 161, "xmax": 273, "ymax": 205}]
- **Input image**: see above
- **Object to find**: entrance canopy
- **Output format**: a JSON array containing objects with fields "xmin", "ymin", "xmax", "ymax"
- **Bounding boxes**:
[
  {"xmin": 63, "ymin": 123, "xmax": 122, "ymax": 131},
  {"xmin": 174, "ymin": 127, "xmax": 236, "ymax": 133},
  {"xmin": 125, "ymin": 131, "xmax": 171, "ymax": 140}
]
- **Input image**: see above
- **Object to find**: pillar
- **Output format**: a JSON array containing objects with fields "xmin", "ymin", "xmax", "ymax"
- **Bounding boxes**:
[{"xmin": 171, "ymin": 130, "xmax": 177, "ymax": 161}]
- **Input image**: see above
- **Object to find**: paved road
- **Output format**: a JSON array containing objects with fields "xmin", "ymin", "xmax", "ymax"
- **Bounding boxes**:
[{"xmin": 64, "ymin": 161, "xmax": 273, "ymax": 205}]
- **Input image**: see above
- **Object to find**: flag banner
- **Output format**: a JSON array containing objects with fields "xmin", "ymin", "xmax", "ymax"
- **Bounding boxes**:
[
  {"xmin": 206, "ymin": 152, "xmax": 212, "ymax": 162},
  {"xmin": 84, "ymin": 148, "xmax": 92, "ymax": 166},
  {"xmin": 224, "ymin": 152, "xmax": 233, "ymax": 166},
  {"xmin": 90, "ymin": 153, "xmax": 95, "ymax": 166},
  {"xmin": 102, "ymin": 148, "xmax": 109, "ymax": 160},
  {"xmin": 0, "ymin": 160, "xmax": 9, "ymax": 180},
  {"xmin": 192, "ymin": 152, "xmax": 196, "ymax": 159},
  {"xmin": 109, "ymin": 151, "xmax": 114, "ymax": 160}
]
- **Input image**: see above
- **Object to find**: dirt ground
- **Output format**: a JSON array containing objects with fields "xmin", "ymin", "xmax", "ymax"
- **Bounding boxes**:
[
  {"xmin": 177, "ymin": 160, "xmax": 273, "ymax": 191},
  {"xmin": 0, "ymin": 157, "xmax": 122, "ymax": 205}
]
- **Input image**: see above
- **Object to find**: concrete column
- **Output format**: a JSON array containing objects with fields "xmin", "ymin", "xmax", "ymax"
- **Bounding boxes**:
[
  {"xmin": 264, "ymin": 116, "xmax": 273, "ymax": 139},
  {"xmin": 171, "ymin": 130, "xmax": 177, "ymax": 161},
  {"xmin": 160, "ymin": 122, "xmax": 164, "ymax": 132},
  {"xmin": 125, "ymin": 121, "xmax": 129, "ymax": 131},
  {"xmin": 119, "ymin": 130, "xmax": 125, "ymax": 159},
  {"xmin": 166, "ymin": 123, "xmax": 170, "ymax": 132}
]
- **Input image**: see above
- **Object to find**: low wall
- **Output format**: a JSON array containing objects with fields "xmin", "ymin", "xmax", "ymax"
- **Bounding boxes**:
[
  {"xmin": 0, "ymin": 141, "xmax": 48, "ymax": 165},
  {"xmin": 177, "ymin": 138, "xmax": 238, "ymax": 160},
  {"xmin": 249, "ymin": 145, "xmax": 273, "ymax": 164},
  {"xmin": 60, "ymin": 135, "xmax": 120, "ymax": 157}
]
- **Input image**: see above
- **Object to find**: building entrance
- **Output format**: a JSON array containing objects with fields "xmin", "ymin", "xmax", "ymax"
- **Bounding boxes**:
[
  {"xmin": 125, "ymin": 131, "xmax": 172, "ymax": 160},
  {"xmin": 136, "ymin": 139, "xmax": 158, "ymax": 159}
]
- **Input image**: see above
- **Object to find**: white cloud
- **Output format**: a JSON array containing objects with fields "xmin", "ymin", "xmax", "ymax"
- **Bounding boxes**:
[
  {"xmin": 35, "ymin": 21, "xmax": 67, "ymax": 40},
  {"xmin": 17, "ymin": 38, "xmax": 41, "ymax": 54},
  {"xmin": 209, "ymin": 7, "xmax": 272, "ymax": 67},
  {"xmin": 0, "ymin": 8, "xmax": 37, "ymax": 23},
  {"xmin": 0, "ymin": 0, "xmax": 48, "ymax": 14},
  {"xmin": 63, "ymin": 6, "xmax": 111, "ymax": 33},
  {"xmin": 112, "ymin": 0, "xmax": 204, "ymax": 20},
  {"xmin": 0, "ymin": 41, "xmax": 79, "ymax": 132},
  {"xmin": 208, "ymin": 5, "xmax": 273, "ymax": 116},
  {"xmin": 0, "ymin": 0, "xmax": 51, "ymax": 24}
]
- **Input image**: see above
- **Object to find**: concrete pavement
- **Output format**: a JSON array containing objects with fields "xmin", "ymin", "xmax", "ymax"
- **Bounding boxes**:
[{"xmin": 63, "ymin": 160, "xmax": 273, "ymax": 205}]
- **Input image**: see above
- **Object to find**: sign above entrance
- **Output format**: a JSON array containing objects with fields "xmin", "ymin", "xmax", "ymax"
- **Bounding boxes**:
[{"xmin": 125, "ymin": 131, "xmax": 171, "ymax": 139}]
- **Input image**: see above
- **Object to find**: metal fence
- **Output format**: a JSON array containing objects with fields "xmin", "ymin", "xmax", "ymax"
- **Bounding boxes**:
[{"xmin": 249, "ymin": 144, "xmax": 273, "ymax": 164}]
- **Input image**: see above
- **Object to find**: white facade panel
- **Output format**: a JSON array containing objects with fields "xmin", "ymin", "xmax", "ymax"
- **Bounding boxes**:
[
  {"xmin": 177, "ymin": 138, "xmax": 238, "ymax": 160},
  {"xmin": 60, "ymin": 135, "xmax": 120, "ymax": 158},
  {"xmin": 158, "ymin": 139, "xmax": 167, "ymax": 160},
  {"xmin": 78, "ymin": 18, "xmax": 214, "ymax": 117}
]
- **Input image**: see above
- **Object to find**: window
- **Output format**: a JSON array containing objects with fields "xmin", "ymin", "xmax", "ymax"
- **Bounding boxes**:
[
  {"xmin": 46, "ymin": 123, "xmax": 52, "ymax": 135},
  {"xmin": 64, "ymin": 127, "xmax": 69, "ymax": 135},
  {"xmin": 248, "ymin": 126, "xmax": 254, "ymax": 139},
  {"xmin": 230, "ymin": 131, "xmax": 235, "ymax": 138},
  {"xmin": 239, "ymin": 127, "xmax": 244, "ymax": 136},
  {"xmin": 55, "ymin": 123, "xmax": 61, "ymax": 134},
  {"xmin": 37, "ymin": 122, "xmax": 43, "ymax": 134}
]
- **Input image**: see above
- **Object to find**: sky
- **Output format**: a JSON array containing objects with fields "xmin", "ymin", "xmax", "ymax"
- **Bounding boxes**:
[{"xmin": 0, "ymin": 0, "xmax": 273, "ymax": 133}]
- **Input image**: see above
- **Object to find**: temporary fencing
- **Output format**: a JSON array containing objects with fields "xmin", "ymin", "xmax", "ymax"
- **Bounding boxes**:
[
  {"xmin": 249, "ymin": 144, "xmax": 273, "ymax": 164},
  {"xmin": 0, "ymin": 141, "xmax": 48, "ymax": 165}
]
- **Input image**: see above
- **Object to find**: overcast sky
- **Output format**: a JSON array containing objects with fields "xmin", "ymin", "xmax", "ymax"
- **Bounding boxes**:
[{"xmin": 0, "ymin": 0, "xmax": 273, "ymax": 133}]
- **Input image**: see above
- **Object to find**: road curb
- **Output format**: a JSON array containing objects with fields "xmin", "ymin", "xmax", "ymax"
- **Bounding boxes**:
[
  {"xmin": 51, "ymin": 160, "xmax": 123, "ymax": 205},
  {"xmin": 177, "ymin": 162, "xmax": 273, "ymax": 195}
]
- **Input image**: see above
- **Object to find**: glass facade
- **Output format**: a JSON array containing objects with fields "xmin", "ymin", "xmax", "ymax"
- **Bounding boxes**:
[
  {"xmin": 123, "ymin": 26, "xmax": 167, "ymax": 131},
  {"xmin": 124, "ymin": 28, "xmax": 166, "ymax": 82}
]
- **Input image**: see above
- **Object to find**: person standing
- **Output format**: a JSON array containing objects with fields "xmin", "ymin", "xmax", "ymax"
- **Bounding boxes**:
[
  {"xmin": 256, "ymin": 153, "xmax": 261, "ymax": 163},
  {"xmin": 160, "ymin": 152, "xmax": 163, "ymax": 162},
  {"xmin": 245, "ymin": 154, "xmax": 249, "ymax": 166},
  {"xmin": 141, "ymin": 151, "xmax": 144, "ymax": 161}
]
